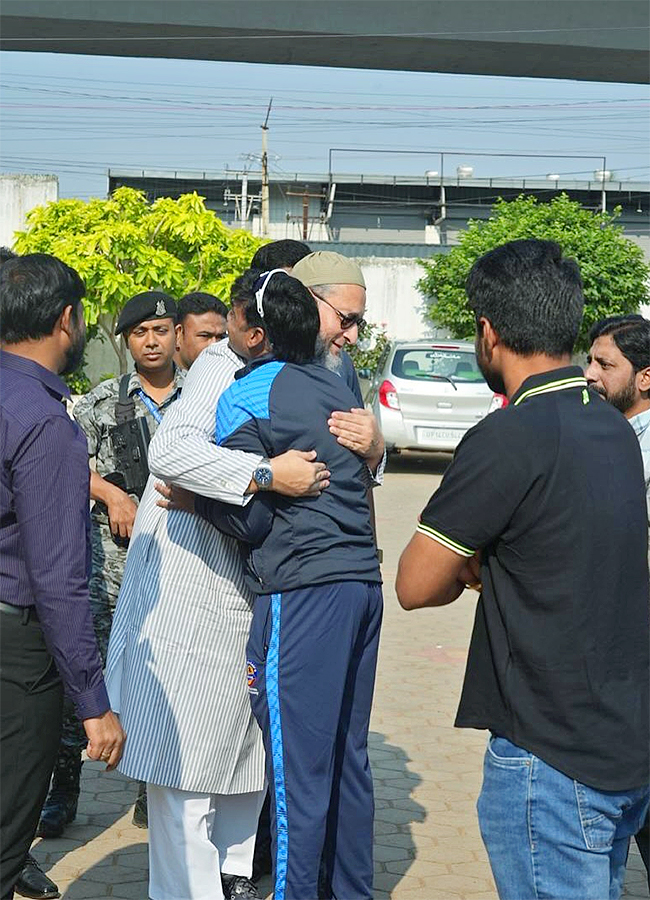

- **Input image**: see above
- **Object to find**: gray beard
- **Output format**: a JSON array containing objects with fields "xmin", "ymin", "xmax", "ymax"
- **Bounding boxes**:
[{"xmin": 315, "ymin": 336, "xmax": 344, "ymax": 374}]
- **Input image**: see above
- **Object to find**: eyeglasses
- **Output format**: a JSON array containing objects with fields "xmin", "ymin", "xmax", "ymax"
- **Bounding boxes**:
[{"xmin": 309, "ymin": 289, "xmax": 366, "ymax": 332}]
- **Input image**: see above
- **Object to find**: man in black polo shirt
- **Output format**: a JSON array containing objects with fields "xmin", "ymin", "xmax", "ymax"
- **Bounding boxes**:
[{"xmin": 396, "ymin": 239, "xmax": 649, "ymax": 900}]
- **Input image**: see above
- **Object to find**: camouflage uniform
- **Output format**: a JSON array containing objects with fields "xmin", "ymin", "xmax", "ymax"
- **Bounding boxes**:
[{"xmin": 62, "ymin": 368, "xmax": 185, "ymax": 751}]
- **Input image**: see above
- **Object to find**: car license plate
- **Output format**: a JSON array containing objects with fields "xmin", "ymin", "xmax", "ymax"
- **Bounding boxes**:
[{"xmin": 418, "ymin": 427, "xmax": 464, "ymax": 442}]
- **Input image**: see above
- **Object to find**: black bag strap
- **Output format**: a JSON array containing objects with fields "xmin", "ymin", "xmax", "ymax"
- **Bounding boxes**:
[{"xmin": 114, "ymin": 373, "xmax": 136, "ymax": 424}]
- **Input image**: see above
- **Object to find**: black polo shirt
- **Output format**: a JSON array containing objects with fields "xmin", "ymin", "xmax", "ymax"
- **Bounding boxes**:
[{"xmin": 419, "ymin": 366, "xmax": 649, "ymax": 791}]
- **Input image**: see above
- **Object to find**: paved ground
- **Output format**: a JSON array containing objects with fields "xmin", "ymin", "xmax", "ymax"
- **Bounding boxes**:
[{"xmin": 28, "ymin": 452, "xmax": 649, "ymax": 899}]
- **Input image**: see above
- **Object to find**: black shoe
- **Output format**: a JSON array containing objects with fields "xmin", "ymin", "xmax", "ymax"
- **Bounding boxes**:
[
  {"xmin": 36, "ymin": 789, "xmax": 79, "ymax": 839},
  {"xmin": 132, "ymin": 781, "xmax": 148, "ymax": 828},
  {"xmin": 37, "ymin": 750, "xmax": 82, "ymax": 839},
  {"xmin": 221, "ymin": 874, "xmax": 259, "ymax": 900},
  {"xmin": 14, "ymin": 854, "xmax": 60, "ymax": 899}
]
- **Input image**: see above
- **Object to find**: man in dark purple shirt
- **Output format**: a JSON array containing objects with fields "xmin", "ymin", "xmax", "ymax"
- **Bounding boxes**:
[{"xmin": 0, "ymin": 253, "xmax": 125, "ymax": 899}]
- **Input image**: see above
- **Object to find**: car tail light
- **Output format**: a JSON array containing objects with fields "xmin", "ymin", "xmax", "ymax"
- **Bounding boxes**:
[
  {"xmin": 488, "ymin": 393, "xmax": 509, "ymax": 414},
  {"xmin": 379, "ymin": 380, "xmax": 400, "ymax": 410}
]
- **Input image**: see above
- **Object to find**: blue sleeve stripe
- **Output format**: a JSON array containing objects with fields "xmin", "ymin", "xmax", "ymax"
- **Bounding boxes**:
[
  {"xmin": 268, "ymin": 592, "xmax": 289, "ymax": 900},
  {"xmin": 216, "ymin": 361, "xmax": 284, "ymax": 445}
]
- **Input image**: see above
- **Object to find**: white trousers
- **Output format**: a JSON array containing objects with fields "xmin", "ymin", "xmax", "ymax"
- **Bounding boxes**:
[{"xmin": 147, "ymin": 783, "xmax": 266, "ymax": 900}]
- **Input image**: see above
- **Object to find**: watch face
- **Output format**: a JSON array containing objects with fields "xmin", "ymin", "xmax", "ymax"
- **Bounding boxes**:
[{"xmin": 254, "ymin": 465, "xmax": 273, "ymax": 488}]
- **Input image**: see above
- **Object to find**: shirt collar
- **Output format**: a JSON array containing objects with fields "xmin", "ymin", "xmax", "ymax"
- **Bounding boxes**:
[
  {"xmin": 172, "ymin": 364, "xmax": 185, "ymax": 391},
  {"xmin": 510, "ymin": 366, "xmax": 587, "ymax": 407},
  {"xmin": 234, "ymin": 352, "xmax": 276, "ymax": 380},
  {"xmin": 0, "ymin": 349, "xmax": 71, "ymax": 400},
  {"xmin": 222, "ymin": 340, "xmax": 249, "ymax": 366},
  {"xmin": 127, "ymin": 370, "xmax": 142, "ymax": 395},
  {"xmin": 128, "ymin": 364, "xmax": 184, "ymax": 398},
  {"xmin": 628, "ymin": 406, "xmax": 650, "ymax": 439}
]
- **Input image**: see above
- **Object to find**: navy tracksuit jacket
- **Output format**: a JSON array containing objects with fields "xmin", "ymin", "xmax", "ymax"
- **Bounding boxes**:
[{"xmin": 198, "ymin": 356, "xmax": 383, "ymax": 900}]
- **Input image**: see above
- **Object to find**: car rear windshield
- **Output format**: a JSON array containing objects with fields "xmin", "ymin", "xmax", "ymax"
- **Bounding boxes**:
[{"xmin": 391, "ymin": 347, "xmax": 486, "ymax": 383}]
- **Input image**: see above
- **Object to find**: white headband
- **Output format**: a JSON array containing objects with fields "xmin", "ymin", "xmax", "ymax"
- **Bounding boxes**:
[{"xmin": 255, "ymin": 268, "xmax": 286, "ymax": 319}]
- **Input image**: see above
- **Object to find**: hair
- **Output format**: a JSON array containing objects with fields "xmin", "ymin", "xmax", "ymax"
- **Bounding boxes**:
[
  {"xmin": 229, "ymin": 268, "xmax": 320, "ymax": 363},
  {"xmin": 250, "ymin": 240, "xmax": 311, "ymax": 272},
  {"xmin": 310, "ymin": 283, "xmax": 335, "ymax": 298},
  {"xmin": 466, "ymin": 239, "xmax": 584, "ymax": 357},
  {"xmin": 256, "ymin": 273, "xmax": 320, "ymax": 364},
  {"xmin": 0, "ymin": 247, "xmax": 17, "ymax": 266},
  {"xmin": 589, "ymin": 314, "xmax": 650, "ymax": 373},
  {"xmin": 0, "ymin": 252, "xmax": 85, "ymax": 344},
  {"xmin": 230, "ymin": 268, "xmax": 265, "ymax": 330},
  {"xmin": 177, "ymin": 291, "xmax": 228, "ymax": 324}
]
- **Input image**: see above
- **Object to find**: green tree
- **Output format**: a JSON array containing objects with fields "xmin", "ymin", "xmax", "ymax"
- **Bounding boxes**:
[
  {"xmin": 417, "ymin": 194, "xmax": 649, "ymax": 351},
  {"xmin": 14, "ymin": 188, "xmax": 264, "ymax": 373},
  {"xmin": 344, "ymin": 321, "xmax": 389, "ymax": 375}
]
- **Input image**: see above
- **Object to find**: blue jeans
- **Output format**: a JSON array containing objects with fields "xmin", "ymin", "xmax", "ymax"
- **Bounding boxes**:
[{"xmin": 477, "ymin": 735, "xmax": 649, "ymax": 900}]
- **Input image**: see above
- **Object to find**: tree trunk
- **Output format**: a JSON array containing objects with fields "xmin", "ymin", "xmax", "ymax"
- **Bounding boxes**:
[{"xmin": 98, "ymin": 313, "xmax": 128, "ymax": 374}]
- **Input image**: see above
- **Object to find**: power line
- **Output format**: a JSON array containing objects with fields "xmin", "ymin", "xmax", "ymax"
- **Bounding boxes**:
[
  {"xmin": 3, "ymin": 81, "xmax": 646, "ymax": 114},
  {"xmin": 3, "ymin": 69, "xmax": 646, "ymax": 99}
]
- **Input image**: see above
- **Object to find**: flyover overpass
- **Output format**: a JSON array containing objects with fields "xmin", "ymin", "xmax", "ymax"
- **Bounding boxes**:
[{"xmin": 1, "ymin": 0, "xmax": 648, "ymax": 84}]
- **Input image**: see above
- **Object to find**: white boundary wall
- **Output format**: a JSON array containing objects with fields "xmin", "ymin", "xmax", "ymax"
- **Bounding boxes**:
[
  {"xmin": 0, "ymin": 174, "xmax": 58, "ymax": 248},
  {"xmin": 357, "ymin": 256, "xmax": 440, "ymax": 342}
]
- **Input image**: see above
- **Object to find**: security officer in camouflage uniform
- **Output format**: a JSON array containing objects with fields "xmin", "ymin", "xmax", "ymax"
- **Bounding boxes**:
[{"xmin": 37, "ymin": 291, "xmax": 184, "ymax": 839}]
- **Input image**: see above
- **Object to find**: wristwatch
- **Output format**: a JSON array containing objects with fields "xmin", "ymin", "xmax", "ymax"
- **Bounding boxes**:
[{"xmin": 253, "ymin": 458, "xmax": 273, "ymax": 491}]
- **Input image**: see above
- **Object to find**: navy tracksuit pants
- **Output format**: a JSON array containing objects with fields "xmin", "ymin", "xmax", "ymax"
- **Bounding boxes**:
[{"xmin": 246, "ymin": 581, "xmax": 383, "ymax": 900}]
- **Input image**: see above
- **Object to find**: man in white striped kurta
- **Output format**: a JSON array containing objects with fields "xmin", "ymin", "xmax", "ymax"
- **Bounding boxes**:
[
  {"xmin": 106, "ymin": 286, "xmax": 329, "ymax": 900},
  {"xmin": 105, "ymin": 336, "xmax": 267, "ymax": 900}
]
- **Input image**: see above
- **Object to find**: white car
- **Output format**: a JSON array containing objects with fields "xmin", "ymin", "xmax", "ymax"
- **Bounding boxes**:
[{"xmin": 366, "ymin": 339, "xmax": 507, "ymax": 453}]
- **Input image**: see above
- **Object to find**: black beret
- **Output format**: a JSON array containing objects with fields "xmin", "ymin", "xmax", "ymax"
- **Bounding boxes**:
[{"xmin": 115, "ymin": 291, "xmax": 178, "ymax": 336}]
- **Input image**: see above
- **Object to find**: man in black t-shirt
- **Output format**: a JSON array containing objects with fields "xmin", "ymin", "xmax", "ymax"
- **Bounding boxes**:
[{"xmin": 396, "ymin": 239, "xmax": 649, "ymax": 900}]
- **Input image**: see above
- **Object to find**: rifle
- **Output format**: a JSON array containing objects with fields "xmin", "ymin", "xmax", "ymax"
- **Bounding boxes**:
[{"xmin": 93, "ymin": 374, "xmax": 151, "ymax": 548}]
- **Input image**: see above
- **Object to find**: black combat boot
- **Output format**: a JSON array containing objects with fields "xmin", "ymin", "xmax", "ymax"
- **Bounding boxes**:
[
  {"xmin": 37, "ymin": 750, "xmax": 82, "ymax": 838},
  {"xmin": 221, "ymin": 874, "xmax": 259, "ymax": 900},
  {"xmin": 132, "ymin": 780, "xmax": 148, "ymax": 828}
]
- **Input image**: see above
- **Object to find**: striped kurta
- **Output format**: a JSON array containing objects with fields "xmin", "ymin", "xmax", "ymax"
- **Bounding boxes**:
[{"xmin": 105, "ymin": 341, "xmax": 266, "ymax": 794}]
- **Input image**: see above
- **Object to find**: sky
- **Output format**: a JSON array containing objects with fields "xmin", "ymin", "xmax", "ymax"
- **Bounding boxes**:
[{"xmin": 1, "ymin": 51, "xmax": 649, "ymax": 199}]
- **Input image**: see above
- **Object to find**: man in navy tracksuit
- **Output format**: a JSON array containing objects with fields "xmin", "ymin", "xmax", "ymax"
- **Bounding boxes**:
[{"xmin": 196, "ymin": 271, "xmax": 382, "ymax": 900}]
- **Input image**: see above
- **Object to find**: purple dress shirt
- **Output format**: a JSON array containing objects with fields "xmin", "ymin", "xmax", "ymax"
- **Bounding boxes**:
[{"xmin": 0, "ymin": 350, "xmax": 109, "ymax": 720}]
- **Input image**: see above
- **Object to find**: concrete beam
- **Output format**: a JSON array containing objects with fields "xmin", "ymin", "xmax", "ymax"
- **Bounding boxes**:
[{"xmin": 1, "ymin": 1, "xmax": 648, "ymax": 83}]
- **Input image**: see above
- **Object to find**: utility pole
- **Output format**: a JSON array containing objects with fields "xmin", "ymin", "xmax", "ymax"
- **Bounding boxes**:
[
  {"xmin": 240, "ymin": 172, "xmax": 248, "ymax": 230},
  {"xmin": 261, "ymin": 98, "xmax": 273, "ymax": 237},
  {"xmin": 286, "ymin": 186, "xmax": 327, "ymax": 240},
  {"xmin": 223, "ymin": 169, "xmax": 261, "ymax": 230}
]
